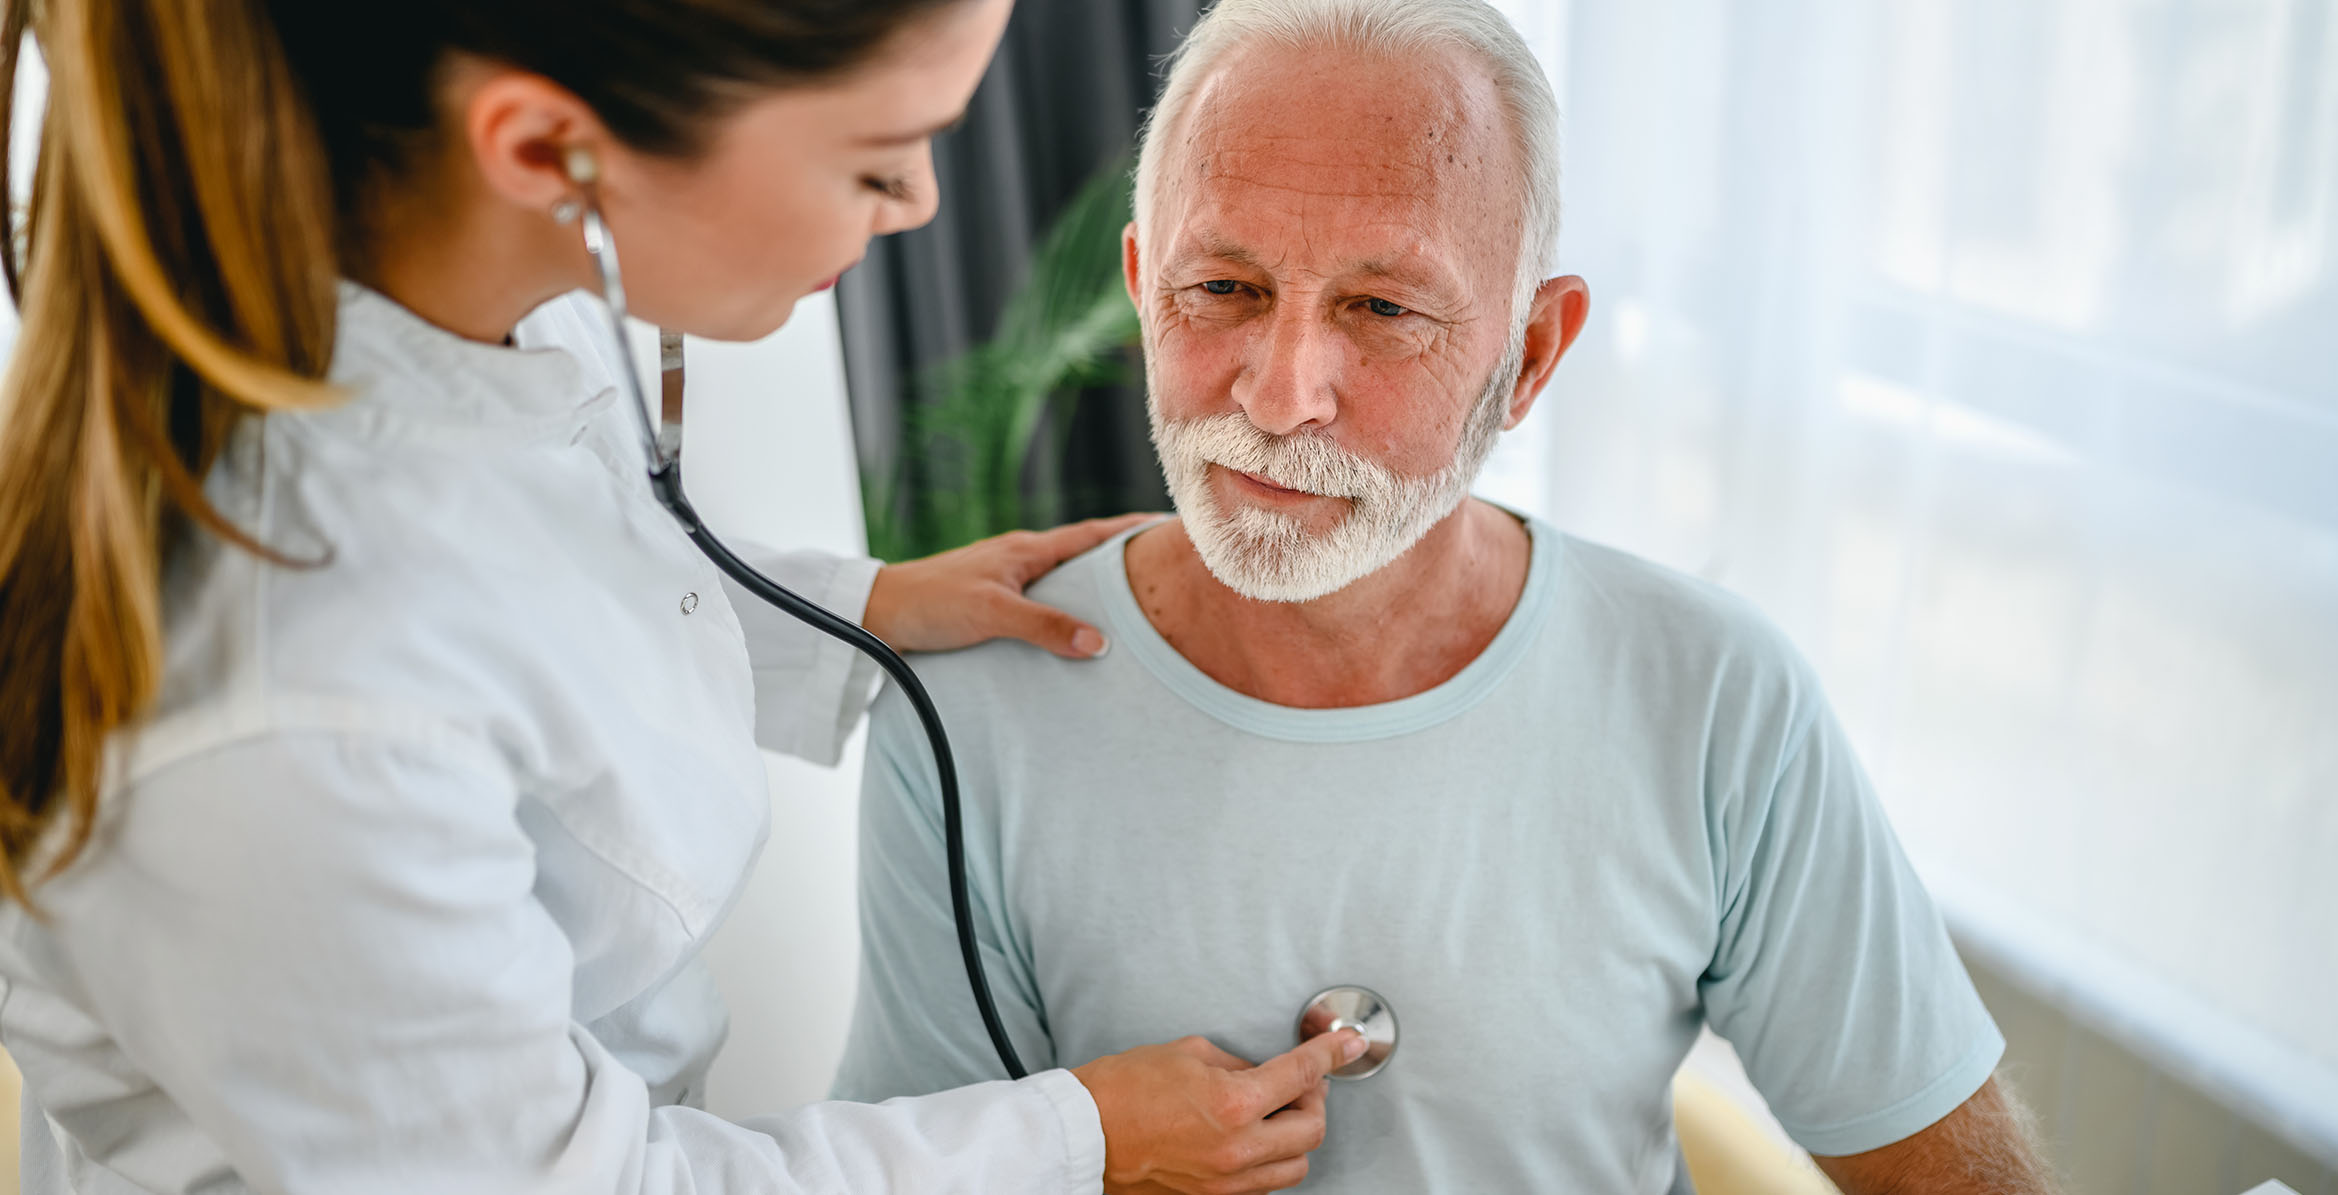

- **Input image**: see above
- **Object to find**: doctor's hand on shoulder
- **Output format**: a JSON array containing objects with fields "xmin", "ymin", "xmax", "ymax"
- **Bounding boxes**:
[
  {"xmin": 1075, "ymin": 1030, "xmax": 1368, "ymax": 1195},
  {"xmin": 864, "ymin": 513, "xmax": 1159, "ymax": 659}
]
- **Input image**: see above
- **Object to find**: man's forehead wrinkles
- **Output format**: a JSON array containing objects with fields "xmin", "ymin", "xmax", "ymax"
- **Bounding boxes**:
[
  {"xmin": 1200, "ymin": 132, "xmax": 1461, "ymax": 179},
  {"xmin": 1192, "ymin": 154, "xmax": 1458, "ymax": 211},
  {"xmin": 1189, "ymin": 188, "xmax": 1449, "ymax": 248},
  {"xmin": 1170, "ymin": 217, "xmax": 1465, "ymax": 298},
  {"xmin": 1186, "ymin": 205, "xmax": 1439, "ymax": 251},
  {"xmin": 1199, "ymin": 169, "xmax": 1440, "ymax": 204},
  {"xmin": 1185, "ymin": 125, "xmax": 1489, "ymax": 220}
]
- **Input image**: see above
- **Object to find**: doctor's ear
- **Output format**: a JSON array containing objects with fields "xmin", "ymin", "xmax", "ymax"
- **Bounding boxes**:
[{"xmin": 456, "ymin": 66, "xmax": 616, "ymax": 219}]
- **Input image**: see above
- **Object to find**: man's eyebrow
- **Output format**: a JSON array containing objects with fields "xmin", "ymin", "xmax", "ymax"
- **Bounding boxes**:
[
  {"xmin": 853, "ymin": 111, "xmax": 967, "ymax": 148},
  {"xmin": 1348, "ymin": 254, "xmax": 1460, "ymax": 295},
  {"xmin": 1164, "ymin": 236, "xmax": 1266, "ymax": 273},
  {"xmin": 1163, "ymin": 237, "xmax": 1466, "ymax": 299}
]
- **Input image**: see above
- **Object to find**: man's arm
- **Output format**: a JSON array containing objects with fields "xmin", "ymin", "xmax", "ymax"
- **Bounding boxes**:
[
  {"xmin": 1813, "ymin": 1077, "xmax": 2060, "ymax": 1195},
  {"xmin": 831, "ymin": 684, "xmax": 1060, "ymax": 1101}
]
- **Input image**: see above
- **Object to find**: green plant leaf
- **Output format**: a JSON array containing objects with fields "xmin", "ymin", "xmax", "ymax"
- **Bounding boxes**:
[{"xmin": 865, "ymin": 153, "xmax": 1145, "ymax": 560}]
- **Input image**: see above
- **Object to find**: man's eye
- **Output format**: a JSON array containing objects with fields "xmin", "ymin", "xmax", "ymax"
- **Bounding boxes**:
[
  {"xmin": 862, "ymin": 175, "xmax": 915, "ymax": 201},
  {"xmin": 1365, "ymin": 297, "xmax": 1409, "ymax": 317},
  {"xmin": 1201, "ymin": 279, "xmax": 1241, "ymax": 296}
]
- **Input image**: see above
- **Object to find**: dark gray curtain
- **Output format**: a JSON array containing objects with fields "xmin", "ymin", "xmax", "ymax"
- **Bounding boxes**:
[{"xmin": 837, "ymin": 0, "xmax": 1205, "ymax": 538}]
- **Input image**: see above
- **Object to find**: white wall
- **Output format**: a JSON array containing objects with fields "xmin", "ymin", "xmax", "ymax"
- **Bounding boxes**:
[
  {"xmin": 0, "ymin": 42, "xmax": 42, "ymax": 362},
  {"xmin": 650, "ymin": 296, "xmax": 873, "ymax": 1117}
]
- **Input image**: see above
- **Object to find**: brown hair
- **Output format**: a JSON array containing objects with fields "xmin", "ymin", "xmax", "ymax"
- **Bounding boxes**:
[{"xmin": 0, "ymin": 0, "xmax": 962, "ymax": 903}]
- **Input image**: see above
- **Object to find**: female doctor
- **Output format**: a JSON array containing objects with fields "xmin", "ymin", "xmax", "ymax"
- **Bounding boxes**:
[{"xmin": 0, "ymin": 1, "xmax": 1363, "ymax": 1192}]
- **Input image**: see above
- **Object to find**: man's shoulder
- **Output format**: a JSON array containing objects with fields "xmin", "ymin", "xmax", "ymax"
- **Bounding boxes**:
[
  {"xmin": 1024, "ymin": 526, "xmax": 1129, "ymax": 620},
  {"xmin": 1538, "ymin": 525, "xmax": 1817, "ymax": 697},
  {"xmin": 870, "ymin": 531, "xmax": 1132, "ymax": 723},
  {"xmin": 1550, "ymin": 529, "xmax": 1763, "ymax": 624}
]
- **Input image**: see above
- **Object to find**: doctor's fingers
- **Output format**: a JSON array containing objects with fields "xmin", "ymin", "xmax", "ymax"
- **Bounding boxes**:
[
  {"xmin": 1236, "ymin": 1028, "xmax": 1364, "ymax": 1119},
  {"xmin": 1183, "ymin": 1155, "xmax": 1315, "ymax": 1195},
  {"xmin": 1239, "ymin": 1082, "xmax": 1329, "ymax": 1160},
  {"xmin": 1129, "ymin": 1109, "xmax": 1323, "ymax": 1195},
  {"xmin": 989, "ymin": 591, "xmax": 1114, "ymax": 660},
  {"xmin": 1121, "ymin": 1155, "xmax": 1312, "ymax": 1195},
  {"xmin": 1208, "ymin": 1086, "xmax": 1333, "ymax": 1194},
  {"xmin": 1171, "ymin": 1035, "xmax": 1257, "ymax": 1071},
  {"xmin": 1268, "ymin": 1079, "xmax": 1328, "ymax": 1121},
  {"xmin": 1012, "ymin": 513, "xmax": 1162, "ymax": 582},
  {"xmin": 1212, "ymin": 1104, "xmax": 1329, "ymax": 1195}
]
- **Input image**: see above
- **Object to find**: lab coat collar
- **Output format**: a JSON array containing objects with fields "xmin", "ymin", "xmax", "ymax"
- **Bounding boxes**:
[{"xmin": 323, "ymin": 281, "xmax": 613, "ymax": 447}]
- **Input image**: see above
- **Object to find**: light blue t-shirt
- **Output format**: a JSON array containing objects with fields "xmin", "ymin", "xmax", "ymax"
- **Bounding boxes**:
[{"xmin": 833, "ymin": 516, "xmax": 2003, "ymax": 1192}]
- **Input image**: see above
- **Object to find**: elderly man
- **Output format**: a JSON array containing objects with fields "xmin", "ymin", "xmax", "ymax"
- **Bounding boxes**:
[{"xmin": 832, "ymin": 1, "xmax": 2055, "ymax": 1191}]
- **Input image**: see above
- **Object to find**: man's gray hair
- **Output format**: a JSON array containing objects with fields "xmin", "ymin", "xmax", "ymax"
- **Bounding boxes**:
[{"xmin": 1132, "ymin": 0, "xmax": 1563, "ymax": 319}]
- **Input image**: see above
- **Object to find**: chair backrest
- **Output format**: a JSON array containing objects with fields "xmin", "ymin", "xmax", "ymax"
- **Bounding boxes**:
[
  {"xmin": 1673, "ymin": 1072, "xmax": 1840, "ymax": 1195},
  {"xmin": 1, "ymin": 1046, "xmax": 20, "ymax": 1195}
]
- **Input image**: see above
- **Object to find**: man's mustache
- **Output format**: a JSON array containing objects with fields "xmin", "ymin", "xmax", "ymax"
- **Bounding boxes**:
[{"xmin": 1160, "ymin": 416, "xmax": 1395, "ymax": 502}]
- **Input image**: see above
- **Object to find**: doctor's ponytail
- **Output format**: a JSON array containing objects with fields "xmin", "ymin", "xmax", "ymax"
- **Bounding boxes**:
[
  {"xmin": 0, "ymin": 0, "xmax": 342, "ymax": 907},
  {"xmin": 0, "ymin": 0, "xmax": 966, "ymax": 904}
]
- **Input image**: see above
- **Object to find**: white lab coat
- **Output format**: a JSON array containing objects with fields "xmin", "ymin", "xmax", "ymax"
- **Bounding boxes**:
[{"xmin": 0, "ymin": 284, "xmax": 1104, "ymax": 1194}]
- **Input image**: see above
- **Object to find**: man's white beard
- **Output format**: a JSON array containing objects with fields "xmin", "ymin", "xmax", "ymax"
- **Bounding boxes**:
[{"xmin": 1147, "ymin": 340, "xmax": 1520, "ymax": 604}]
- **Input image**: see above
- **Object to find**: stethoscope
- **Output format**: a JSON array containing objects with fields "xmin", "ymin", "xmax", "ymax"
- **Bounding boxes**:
[{"xmin": 558, "ymin": 146, "xmax": 1398, "ymax": 1084}]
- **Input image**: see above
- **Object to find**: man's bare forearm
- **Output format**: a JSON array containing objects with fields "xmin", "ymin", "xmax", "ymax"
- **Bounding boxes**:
[{"xmin": 1813, "ymin": 1077, "xmax": 2060, "ymax": 1195}]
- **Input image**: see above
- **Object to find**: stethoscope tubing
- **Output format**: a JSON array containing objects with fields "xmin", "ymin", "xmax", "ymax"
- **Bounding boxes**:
[
  {"xmin": 644, "ymin": 466, "xmax": 1030, "ymax": 1082},
  {"xmin": 573, "ymin": 191, "xmax": 1029, "ymax": 1082}
]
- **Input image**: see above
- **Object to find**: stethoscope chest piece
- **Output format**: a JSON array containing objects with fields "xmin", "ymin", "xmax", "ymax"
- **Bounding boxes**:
[{"xmin": 1297, "ymin": 985, "xmax": 1398, "ymax": 1080}]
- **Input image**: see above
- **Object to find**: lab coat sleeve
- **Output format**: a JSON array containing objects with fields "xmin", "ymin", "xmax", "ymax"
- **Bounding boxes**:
[
  {"xmin": 45, "ymin": 724, "xmax": 1102, "ymax": 1195},
  {"xmin": 831, "ymin": 683, "xmax": 1062, "ymax": 1101},
  {"xmin": 717, "ymin": 541, "xmax": 886, "ymax": 766}
]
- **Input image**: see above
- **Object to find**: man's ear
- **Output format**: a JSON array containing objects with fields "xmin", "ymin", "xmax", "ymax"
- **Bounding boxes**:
[
  {"xmin": 1505, "ymin": 274, "xmax": 1591, "ymax": 429},
  {"xmin": 1122, "ymin": 222, "xmax": 1143, "ymax": 308}
]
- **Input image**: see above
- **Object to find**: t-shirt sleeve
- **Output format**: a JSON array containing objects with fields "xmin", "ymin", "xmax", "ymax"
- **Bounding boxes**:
[
  {"xmin": 831, "ymin": 683, "xmax": 1062, "ymax": 1101},
  {"xmin": 1698, "ymin": 674, "xmax": 2004, "ymax": 1157}
]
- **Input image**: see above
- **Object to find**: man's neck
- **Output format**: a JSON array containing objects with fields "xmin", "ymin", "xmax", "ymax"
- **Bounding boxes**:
[{"xmin": 1123, "ymin": 498, "xmax": 1533, "ymax": 708}]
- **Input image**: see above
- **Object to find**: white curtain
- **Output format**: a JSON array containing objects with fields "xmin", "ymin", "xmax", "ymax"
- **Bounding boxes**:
[{"xmin": 1483, "ymin": 0, "xmax": 2338, "ymax": 1144}]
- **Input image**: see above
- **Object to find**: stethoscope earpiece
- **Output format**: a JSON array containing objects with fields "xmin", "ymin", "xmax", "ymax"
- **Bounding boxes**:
[
  {"xmin": 551, "ymin": 146, "xmax": 601, "ymax": 226},
  {"xmin": 562, "ymin": 144, "xmax": 601, "ymax": 188}
]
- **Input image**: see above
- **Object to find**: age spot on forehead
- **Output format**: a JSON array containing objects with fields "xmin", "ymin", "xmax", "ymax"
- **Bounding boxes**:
[{"xmin": 1179, "ymin": 47, "xmax": 1503, "ymax": 187}]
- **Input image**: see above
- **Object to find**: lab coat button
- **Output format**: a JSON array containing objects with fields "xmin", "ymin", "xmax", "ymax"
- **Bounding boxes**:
[{"xmin": 680, "ymin": 592, "xmax": 699, "ymax": 615}]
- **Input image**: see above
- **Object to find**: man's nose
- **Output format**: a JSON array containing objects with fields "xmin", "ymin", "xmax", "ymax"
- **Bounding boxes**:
[{"xmin": 1233, "ymin": 309, "xmax": 1341, "ymax": 436}]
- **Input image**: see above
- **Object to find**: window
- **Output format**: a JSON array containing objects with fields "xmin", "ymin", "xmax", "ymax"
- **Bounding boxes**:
[{"xmin": 1486, "ymin": 0, "xmax": 2338, "ymax": 1146}]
